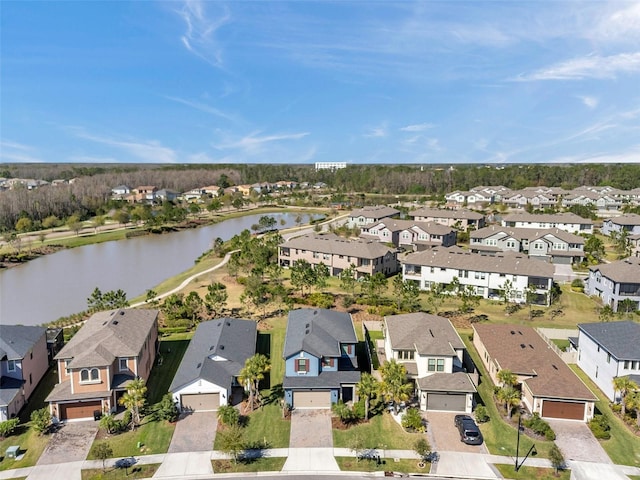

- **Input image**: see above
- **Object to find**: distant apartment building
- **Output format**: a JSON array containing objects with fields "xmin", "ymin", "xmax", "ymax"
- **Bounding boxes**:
[
  {"xmin": 601, "ymin": 214, "xmax": 640, "ymax": 236},
  {"xmin": 408, "ymin": 208, "xmax": 485, "ymax": 230},
  {"xmin": 315, "ymin": 161, "xmax": 347, "ymax": 171},
  {"xmin": 501, "ymin": 212, "xmax": 593, "ymax": 235},
  {"xmin": 361, "ymin": 219, "xmax": 456, "ymax": 251},
  {"xmin": 585, "ymin": 257, "xmax": 640, "ymax": 312},
  {"xmin": 347, "ymin": 205, "xmax": 400, "ymax": 228}
]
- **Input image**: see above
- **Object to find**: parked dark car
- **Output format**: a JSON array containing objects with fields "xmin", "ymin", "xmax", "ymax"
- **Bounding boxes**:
[{"xmin": 454, "ymin": 414, "xmax": 483, "ymax": 445}]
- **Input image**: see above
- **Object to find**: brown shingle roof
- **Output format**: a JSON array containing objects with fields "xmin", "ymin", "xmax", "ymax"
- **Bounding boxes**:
[
  {"xmin": 417, "ymin": 372, "xmax": 477, "ymax": 393},
  {"xmin": 366, "ymin": 219, "xmax": 455, "ymax": 236},
  {"xmin": 589, "ymin": 256, "xmax": 640, "ymax": 283},
  {"xmin": 473, "ymin": 324, "xmax": 596, "ymax": 401},
  {"xmin": 385, "ymin": 313, "xmax": 464, "ymax": 356},
  {"xmin": 282, "ymin": 233, "xmax": 395, "ymax": 259}
]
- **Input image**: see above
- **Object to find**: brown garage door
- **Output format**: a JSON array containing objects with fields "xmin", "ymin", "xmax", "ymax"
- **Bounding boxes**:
[
  {"xmin": 60, "ymin": 401, "xmax": 102, "ymax": 420},
  {"xmin": 542, "ymin": 400, "xmax": 585, "ymax": 420},
  {"xmin": 293, "ymin": 391, "xmax": 331, "ymax": 408},
  {"xmin": 181, "ymin": 393, "xmax": 220, "ymax": 411}
]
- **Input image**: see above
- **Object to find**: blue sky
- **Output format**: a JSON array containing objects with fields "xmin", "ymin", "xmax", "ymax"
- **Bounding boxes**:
[{"xmin": 2, "ymin": 1, "xmax": 640, "ymax": 165}]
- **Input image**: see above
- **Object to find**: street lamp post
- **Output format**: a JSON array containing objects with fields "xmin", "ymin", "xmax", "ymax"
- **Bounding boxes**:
[{"xmin": 515, "ymin": 414, "xmax": 537, "ymax": 472}]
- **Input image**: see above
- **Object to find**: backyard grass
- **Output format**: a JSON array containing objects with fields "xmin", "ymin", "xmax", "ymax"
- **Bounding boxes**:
[
  {"xmin": 336, "ymin": 456, "xmax": 425, "ymax": 474},
  {"xmin": 333, "ymin": 412, "xmax": 425, "ymax": 450},
  {"xmin": 495, "ymin": 464, "xmax": 570, "ymax": 480},
  {"xmin": 211, "ymin": 457, "xmax": 286, "ymax": 473},
  {"xmin": 86, "ymin": 419, "xmax": 175, "ymax": 459},
  {"xmin": 0, "ymin": 424, "xmax": 50, "ymax": 471},
  {"xmin": 551, "ymin": 339, "xmax": 570, "ymax": 351},
  {"xmin": 19, "ymin": 366, "xmax": 59, "ymax": 423},
  {"xmin": 81, "ymin": 463, "xmax": 160, "ymax": 480},
  {"xmin": 461, "ymin": 335, "xmax": 555, "ymax": 459},
  {"xmin": 146, "ymin": 335, "xmax": 191, "ymax": 404},
  {"xmin": 570, "ymin": 365, "xmax": 640, "ymax": 467}
]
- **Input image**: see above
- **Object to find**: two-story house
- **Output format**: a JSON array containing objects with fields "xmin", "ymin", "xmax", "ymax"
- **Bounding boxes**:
[
  {"xmin": 408, "ymin": 208, "xmax": 485, "ymax": 230},
  {"xmin": 46, "ymin": 308, "xmax": 158, "ymax": 421},
  {"xmin": 279, "ymin": 233, "xmax": 398, "ymax": 278},
  {"xmin": 282, "ymin": 309, "xmax": 360, "ymax": 409},
  {"xmin": 470, "ymin": 226, "xmax": 585, "ymax": 264},
  {"xmin": 474, "ymin": 324, "xmax": 597, "ymax": 421},
  {"xmin": 1, "ymin": 325, "xmax": 49, "ymax": 421},
  {"xmin": 347, "ymin": 205, "xmax": 400, "ymax": 229},
  {"xmin": 170, "ymin": 318, "xmax": 257, "ymax": 412},
  {"xmin": 585, "ymin": 257, "xmax": 640, "ymax": 312},
  {"xmin": 402, "ymin": 248, "xmax": 554, "ymax": 305},
  {"xmin": 383, "ymin": 313, "xmax": 476, "ymax": 412},
  {"xmin": 360, "ymin": 219, "xmax": 457, "ymax": 251},
  {"xmin": 501, "ymin": 212, "xmax": 593, "ymax": 235},
  {"xmin": 601, "ymin": 214, "xmax": 640, "ymax": 237},
  {"xmin": 576, "ymin": 321, "xmax": 640, "ymax": 402}
]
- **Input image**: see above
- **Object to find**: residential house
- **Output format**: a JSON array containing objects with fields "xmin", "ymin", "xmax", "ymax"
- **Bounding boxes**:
[
  {"xmin": 236, "ymin": 184, "xmax": 253, "ymax": 197},
  {"xmin": 126, "ymin": 186, "xmax": 158, "ymax": 203},
  {"xmin": 444, "ymin": 190, "xmax": 493, "ymax": 208},
  {"xmin": 155, "ymin": 189, "xmax": 180, "ymax": 202},
  {"xmin": 383, "ymin": 313, "xmax": 476, "ymax": 412},
  {"xmin": 630, "ymin": 234, "xmax": 640, "ymax": 257},
  {"xmin": 473, "ymin": 324, "xmax": 597, "ymax": 421},
  {"xmin": 408, "ymin": 208, "xmax": 485, "ymax": 230},
  {"xmin": 501, "ymin": 190, "xmax": 557, "ymax": 210},
  {"xmin": 347, "ymin": 205, "xmax": 400, "ymax": 228},
  {"xmin": 361, "ymin": 219, "xmax": 457, "ymax": 251},
  {"xmin": 402, "ymin": 248, "xmax": 554, "ymax": 305},
  {"xmin": 111, "ymin": 185, "xmax": 131, "ymax": 197},
  {"xmin": 576, "ymin": 321, "xmax": 640, "ymax": 402},
  {"xmin": 279, "ymin": 233, "xmax": 398, "ymax": 278},
  {"xmin": 0, "ymin": 325, "xmax": 49, "ymax": 421},
  {"xmin": 283, "ymin": 308, "xmax": 360, "ymax": 408},
  {"xmin": 169, "ymin": 318, "xmax": 257, "ymax": 412},
  {"xmin": 601, "ymin": 214, "xmax": 640, "ymax": 237},
  {"xmin": 46, "ymin": 308, "xmax": 158, "ymax": 421},
  {"xmin": 585, "ymin": 257, "xmax": 640, "ymax": 312},
  {"xmin": 470, "ymin": 226, "xmax": 585, "ymax": 264},
  {"xmin": 501, "ymin": 212, "xmax": 593, "ymax": 235}
]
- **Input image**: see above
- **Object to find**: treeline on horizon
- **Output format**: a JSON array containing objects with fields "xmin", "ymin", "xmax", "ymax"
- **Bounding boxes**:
[{"xmin": 1, "ymin": 162, "xmax": 639, "ymax": 232}]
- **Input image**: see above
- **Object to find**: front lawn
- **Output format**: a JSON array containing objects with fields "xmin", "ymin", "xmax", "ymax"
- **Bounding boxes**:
[
  {"xmin": 0, "ymin": 424, "xmax": 50, "ymax": 471},
  {"xmin": 333, "ymin": 412, "xmax": 425, "ymax": 450},
  {"xmin": 212, "ymin": 457, "xmax": 286, "ymax": 473},
  {"xmin": 238, "ymin": 402, "xmax": 290, "ymax": 449},
  {"xmin": 336, "ymin": 456, "xmax": 425, "ymax": 474},
  {"xmin": 81, "ymin": 463, "xmax": 160, "ymax": 480},
  {"xmin": 495, "ymin": 464, "xmax": 570, "ymax": 480},
  {"xmin": 570, "ymin": 365, "xmax": 640, "ymax": 467},
  {"xmin": 86, "ymin": 419, "xmax": 175, "ymax": 459}
]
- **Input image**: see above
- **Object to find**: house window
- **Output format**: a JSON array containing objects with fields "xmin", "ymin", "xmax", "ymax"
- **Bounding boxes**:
[
  {"xmin": 322, "ymin": 357, "xmax": 335, "ymax": 368},
  {"xmin": 607, "ymin": 354, "xmax": 611, "ymax": 364},
  {"xmin": 296, "ymin": 358, "xmax": 308, "ymax": 373},
  {"xmin": 595, "ymin": 366, "xmax": 598, "ymax": 378},
  {"xmin": 624, "ymin": 361, "xmax": 629, "ymax": 369},
  {"xmin": 437, "ymin": 359, "xmax": 445, "ymax": 372},
  {"xmin": 398, "ymin": 350, "xmax": 414, "ymax": 361},
  {"xmin": 7, "ymin": 360, "xmax": 16, "ymax": 372},
  {"xmin": 428, "ymin": 359, "xmax": 436, "ymax": 372},
  {"xmin": 80, "ymin": 368, "xmax": 100, "ymax": 383},
  {"xmin": 119, "ymin": 358, "xmax": 128, "ymax": 371},
  {"xmin": 633, "ymin": 361, "xmax": 638, "ymax": 370},
  {"xmin": 29, "ymin": 373, "xmax": 32, "ymax": 385},
  {"xmin": 342, "ymin": 344, "xmax": 353, "ymax": 355}
]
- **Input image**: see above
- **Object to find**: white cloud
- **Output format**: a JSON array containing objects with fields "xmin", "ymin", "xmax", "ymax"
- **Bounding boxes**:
[
  {"xmin": 546, "ymin": 147, "xmax": 640, "ymax": 164},
  {"xmin": 68, "ymin": 155, "xmax": 121, "ymax": 163},
  {"xmin": 593, "ymin": 3, "xmax": 640, "ymax": 44},
  {"xmin": 0, "ymin": 140, "xmax": 43, "ymax": 162},
  {"xmin": 176, "ymin": 0, "xmax": 231, "ymax": 68},
  {"xmin": 399, "ymin": 123, "xmax": 434, "ymax": 132},
  {"xmin": 363, "ymin": 124, "xmax": 388, "ymax": 138},
  {"xmin": 164, "ymin": 96, "xmax": 240, "ymax": 123},
  {"xmin": 70, "ymin": 129, "xmax": 178, "ymax": 163},
  {"xmin": 578, "ymin": 95, "xmax": 599, "ymax": 109},
  {"xmin": 214, "ymin": 131, "xmax": 310, "ymax": 153},
  {"xmin": 515, "ymin": 52, "xmax": 640, "ymax": 81}
]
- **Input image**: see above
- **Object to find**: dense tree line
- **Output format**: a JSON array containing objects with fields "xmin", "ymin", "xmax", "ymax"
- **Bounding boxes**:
[{"xmin": 2, "ymin": 162, "xmax": 640, "ymax": 231}]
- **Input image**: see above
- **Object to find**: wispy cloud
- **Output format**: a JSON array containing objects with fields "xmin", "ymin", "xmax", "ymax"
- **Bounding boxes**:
[
  {"xmin": 546, "ymin": 146, "xmax": 640, "ymax": 164},
  {"xmin": 515, "ymin": 52, "xmax": 640, "ymax": 81},
  {"xmin": 69, "ymin": 128, "xmax": 178, "ymax": 163},
  {"xmin": 176, "ymin": 0, "xmax": 231, "ymax": 68},
  {"xmin": 363, "ymin": 124, "xmax": 388, "ymax": 138},
  {"xmin": 0, "ymin": 140, "xmax": 44, "ymax": 162},
  {"xmin": 577, "ymin": 95, "xmax": 599, "ymax": 109},
  {"xmin": 214, "ymin": 131, "xmax": 310, "ymax": 153},
  {"xmin": 399, "ymin": 123, "xmax": 434, "ymax": 132},
  {"xmin": 163, "ymin": 95, "xmax": 240, "ymax": 123}
]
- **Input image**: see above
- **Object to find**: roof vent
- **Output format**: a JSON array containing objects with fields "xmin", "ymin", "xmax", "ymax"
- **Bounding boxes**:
[
  {"xmin": 209, "ymin": 346, "xmax": 214, "ymax": 351},
  {"xmin": 197, "ymin": 362, "xmax": 202, "ymax": 368},
  {"xmin": 529, "ymin": 344, "xmax": 534, "ymax": 349},
  {"xmin": 220, "ymin": 345, "xmax": 224, "ymax": 350},
  {"xmin": 552, "ymin": 364, "xmax": 558, "ymax": 370},
  {"xmin": 305, "ymin": 329, "xmax": 310, "ymax": 335},
  {"xmin": 112, "ymin": 320, "xmax": 119, "ymax": 325},
  {"xmin": 306, "ymin": 323, "xmax": 310, "ymax": 329},
  {"xmin": 226, "ymin": 321, "xmax": 231, "ymax": 326},
  {"xmin": 429, "ymin": 329, "xmax": 434, "ymax": 338},
  {"xmin": 510, "ymin": 330, "xmax": 515, "ymax": 335},
  {"xmin": 217, "ymin": 322, "xmax": 222, "ymax": 326},
  {"xmin": 518, "ymin": 331, "xmax": 523, "ymax": 335},
  {"xmin": 520, "ymin": 344, "xmax": 526, "ymax": 349},
  {"xmin": 120, "ymin": 310, "xmax": 125, "ymax": 315},
  {"xmin": 313, "ymin": 310, "xmax": 318, "ymax": 315}
]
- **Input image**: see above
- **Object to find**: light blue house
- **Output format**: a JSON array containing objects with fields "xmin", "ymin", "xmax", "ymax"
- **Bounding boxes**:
[{"xmin": 283, "ymin": 309, "xmax": 361, "ymax": 409}]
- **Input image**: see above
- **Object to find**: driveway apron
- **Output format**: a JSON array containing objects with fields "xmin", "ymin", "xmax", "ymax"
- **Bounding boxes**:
[
  {"xmin": 425, "ymin": 411, "xmax": 489, "ymax": 454},
  {"xmin": 168, "ymin": 411, "xmax": 217, "ymax": 453},
  {"xmin": 434, "ymin": 451, "xmax": 499, "ymax": 478},
  {"xmin": 153, "ymin": 452, "xmax": 213, "ymax": 478},
  {"xmin": 36, "ymin": 421, "xmax": 98, "ymax": 465},
  {"xmin": 547, "ymin": 419, "xmax": 612, "ymax": 464},
  {"xmin": 283, "ymin": 409, "xmax": 338, "ymax": 471}
]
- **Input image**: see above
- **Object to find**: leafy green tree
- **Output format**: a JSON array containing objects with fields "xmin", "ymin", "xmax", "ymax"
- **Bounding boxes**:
[
  {"xmin": 356, "ymin": 372, "xmax": 380, "ymax": 421},
  {"xmin": 145, "ymin": 289, "xmax": 159, "ymax": 308},
  {"xmin": 30, "ymin": 407, "xmax": 51, "ymax": 435},
  {"xmin": 549, "ymin": 444, "xmax": 565, "ymax": 474},
  {"xmin": 91, "ymin": 441, "xmax": 113, "ymax": 472},
  {"xmin": 207, "ymin": 198, "xmax": 222, "ymax": 213},
  {"xmin": 496, "ymin": 386, "xmax": 521, "ymax": 419},
  {"xmin": 42, "ymin": 215, "xmax": 60, "ymax": 230},
  {"xmin": 217, "ymin": 404, "xmax": 240, "ymax": 426},
  {"xmin": 290, "ymin": 259, "xmax": 316, "ymax": 296},
  {"xmin": 497, "ymin": 369, "xmax": 517, "ymax": 388},
  {"xmin": 584, "ymin": 235, "xmax": 605, "ymax": 262},
  {"xmin": 161, "ymin": 293, "xmax": 187, "ymax": 323},
  {"xmin": 240, "ymin": 274, "xmax": 271, "ymax": 320},
  {"xmin": 217, "ymin": 424, "xmax": 245, "ymax": 464},
  {"xmin": 15, "ymin": 217, "xmax": 33, "ymax": 233},
  {"xmin": 258, "ymin": 215, "xmax": 277, "ymax": 232},
  {"xmin": 238, "ymin": 353, "xmax": 271, "ymax": 412},
  {"xmin": 0, "ymin": 418, "xmax": 20, "ymax": 437},
  {"xmin": 499, "ymin": 279, "xmax": 514, "ymax": 304},
  {"xmin": 112, "ymin": 210, "xmax": 130, "ymax": 226},
  {"xmin": 205, "ymin": 282, "xmax": 228, "ymax": 317},
  {"xmin": 119, "ymin": 378, "xmax": 147, "ymax": 429},
  {"xmin": 92, "ymin": 215, "xmax": 105, "ymax": 233},
  {"xmin": 599, "ymin": 304, "xmax": 614, "ymax": 322},
  {"xmin": 618, "ymin": 299, "xmax": 638, "ymax": 316},
  {"xmin": 314, "ymin": 262, "xmax": 330, "ymax": 292},
  {"xmin": 362, "ymin": 272, "xmax": 387, "ymax": 305},
  {"xmin": 157, "ymin": 393, "xmax": 179, "ymax": 422},
  {"xmin": 67, "ymin": 214, "xmax": 83, "ymax": 236},
  {"xmin": 183, "ymin": 291, "xmax": 205, "ymax": 326},
  {"xmin": 339, "ymin": 264, "xmax": 358, "ymax": 296},
  {"xmin": 427, "ymin": 282, "xmax": 447, "ymax": 314},
  {"xmin": 87, "ymin": 287, "xmax": 130, "ymax": 312},
  {"xmin": 380, "ymin": 360, "xmax": 413, "ymax": 414},
  {"xmin": 414, "ymin": 437, "xmax": 431, "ymax": 462}
]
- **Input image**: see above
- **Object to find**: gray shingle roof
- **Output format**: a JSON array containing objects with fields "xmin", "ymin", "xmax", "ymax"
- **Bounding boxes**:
[
  {"xmin": 589, "ymin": 256, "xmax": 640, "ymax": 283},
  {"xmin": 0, "ymin": 325, "xmax": 46, "ymax": 360},
  {"xmin": 470, "ymin": 226, "xmax": 584, "ymax": 244},
  {"xmin": 55, "ymin": 308, "xmax": 158, "ymax": 368},
  {"xmin": 283, "ymin": 370, "xmax": 361, "ymax": 388},
  {"xmin": 409, "ymin": 208, "xmax": 484, "ymax": 220},
  {"xmin": 349, "ymin": 205, "xmax": 400, "ymax": 219},
  {"xmin": 416, "ymin": 372, "xmax": 477, "ymax": 393},
  {"xmin": 384, "ymin": 313, "xmax": 464, "ymax": 356},
  {"xmin": 402, "ymin": 248, "xmax": 555, "ymax": 278},
  {"xmin": 0, "ymin": 376, "xmax": 23, "ymax": 407},
  {"xmin": 578, "ymin": 321, "xmax": 640, "ymax": 361},
  {"xmin": 502, "ymin": 212, "xmax": 593, "ymax": 225},
  {"xmin": 366, "ymin": 219, "xmax": 455, "ymax": 236},
  {"xmin": 283, "ymin": 309, "xmax": 357, "ymax": 359},
  {"xmin": 606, "ymin": 214, "xmax": 640, "ymax": 227},
  {"xmin": 282, "ymin": 234, "xmax": 395, "ymax": 259},
  {"xmin": 169, "ymin": 318, "xmax": 257, "ymax": 392}
]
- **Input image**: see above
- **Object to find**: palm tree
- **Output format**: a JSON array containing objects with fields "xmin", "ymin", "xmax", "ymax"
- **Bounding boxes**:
[
  {"xmin": 613, "ymin": 376, "xmax": 639, "ymax": 416},
  {"xmin": 497, "ymin": 369, "xmax": 517, "ymax": 388},
  {"xmin": 496, "ymin": 386, "xmax": 521, "ymax": 419},
  {"xmin": 118, "ymin": 378, "xmax": 147, "ymax": 429},
  {"xmin": 626, "ymin": 391, "xmax": 640, "ymax": 428},
  {"xmin": 239, "ymin": 354, "xmax": 271, "ymax": 412},
  {"xmin": 356, "ymin": 373, "xmax": 380, "ymax": 420},
  {"xmin": 380, "ymin": 360, "xmax": 413, "ymax": 414}
]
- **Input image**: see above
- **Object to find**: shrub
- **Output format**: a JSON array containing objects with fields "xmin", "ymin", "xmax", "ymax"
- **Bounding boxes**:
[
  {"xmin": 571, "ymin": 279, "xmax": 584, "ymax": 292},
  {"xmin": 156, "ymin": 393, "xmax": 179, "ymax": 422},
  {"xmin": 401, "ymin": 407, "xmax": 425, "ymax": 433},
  {"xmin": 122, "ymin": 410, "xmax": 133, "ymax": 428},
  {"xmin": 611, "ymin": 403, "xmax": 622, "ymax": 414},
  {"xmin": 332, "ymin": 400, "xmax": 357, "ymax": 425},
  {"xmin": 342, "ymin": 295, "xmax": 355, "ymax": 308},
  {"xmin": 376, "ymin": 305, "xmax": 399, "ymax": 317},
  {"xmin": 307, "ymin": 292, "xmax": 334, "ymax": 309},
  {"xmin": 469, "ymin": 314, "xmax": 488, "ymax": 324},
  {"xmin": 505, "ymin": 304, "xmax": 521, "ymax": 314},
  {"xmin": 414, "ymin": 437, "xmax": 431, "ymax": 461},
  {"xmin": 0, "ymin": 418, "xmax": 20, "ymax": 437},
  {"xmin": 474, "ymin": 405, "xmax": 489, "ymax": 423},
  {"xmin": 30, "ymin": 408, "xmax": 52, "ymax": 435},
  {"xmin": 217, "ymin": 405, "xmax": 240, "ymax": 426},
  {"xmin": 523, "ymin": 413, "xmax": 555, "ymax": 440},
  {"xmin": 589, "ymin": 414, "xmax": 611, "ymax": 439}
]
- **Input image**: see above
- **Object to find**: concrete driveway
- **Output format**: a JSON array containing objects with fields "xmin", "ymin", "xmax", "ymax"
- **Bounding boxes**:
[
  {"xmin": 425, "ymin": 411, "xmax": 488, "ymax": 454},
  {"xmin": 168, "ymin": 411, "xmax": 217, "ymax": 453},
  {"xmin": 288, "ymin": 409, "xmax": 333, "ymax": 448},
  {"xmin": 36, "ymin": 421, "xmax": 98, "ymax": 465},
  {"xmin": 547, "ymin": 419, "xmax": 612, "ymax": 464}
]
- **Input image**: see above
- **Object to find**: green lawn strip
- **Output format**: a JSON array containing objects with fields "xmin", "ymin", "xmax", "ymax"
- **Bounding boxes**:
[
  {"xmin": 19, "ymin": 366, "xmax": 59, "ymax": 423},
  {"xmin": 494, "ymin": 463, "xmax": 570, "ymax": 480},
  {"xmin": 55, "ymin": 229, "xmax": 134, "ymax": 249},
  {"xmin": 570, "ymin": 364, "xmax": 640, "ymax": 466},
  {"xmin": 627, "ymin": 476, "xmax": 640, "ymax": 480},
  {"xmin": 87, "ymin": 420, "xmax": 174, "ymax": 459},
  {"xmin": 211, "ymin": 457, "xmax": 286, "ymax": 473},
  {"xmin": 263, "ymin": 317, "xmax": 286, "ymax": 389},
  {"xmin": 0, "ymin": 425, "xmax": 49, "ymax": 471},
  {"xmin": 551, "ymin": 339, "xmax": 570, "ymax": 351},
  {"xmin": 81, "ymin": 463, "xmax": 160, "ymax": 480},
  {"xmin": 333, "ymin": 412, "xmax": 425, "ymax": 450},
  {"xmin": 461, "ymin": 335, "xmax": 554, "ymax": 459},
  {"xmin": 239, "ymin": 402, "xmax": 290, "ymax": 449},
  {"xmin": 336, "ymin": 457, "xmax": 426, "ymax": 474},
  {"xmin": 147, "ymin": 336, "xmax": 191, "ymax": 404}
]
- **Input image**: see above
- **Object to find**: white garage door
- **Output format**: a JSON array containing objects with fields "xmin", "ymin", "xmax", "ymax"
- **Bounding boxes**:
[
  {"xmin": 426, "ymin": 393, "xmax": 467, "ymax": 412},
  {"xmin": 181, "ymin": 393, "xmax": 220, "ymax": 411},
  {"xmin": 293, "ymin": 390, "xmax": 331, "ymax": 408}
]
